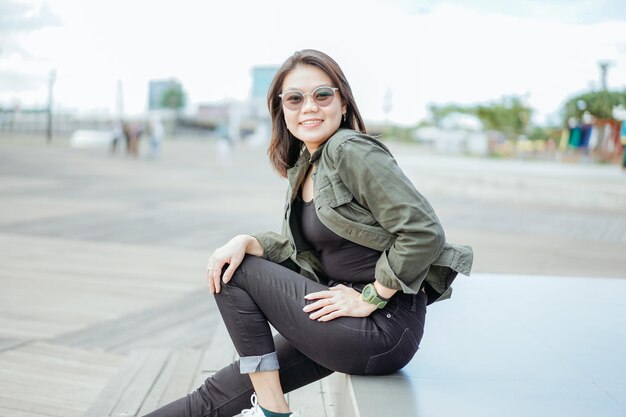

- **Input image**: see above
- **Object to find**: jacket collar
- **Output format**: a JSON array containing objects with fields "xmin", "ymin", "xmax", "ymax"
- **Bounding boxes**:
[
  {"xmin": 294, "ymin": 140, "xmax": 327, "ymax": 168},
  {"xmin": 287, "ymin": 139, "xmax": 329, "ymax": 202},
  {"xmin": 289, "ymin": 127, "xmax": 355, "ymax": 185},
  {"xmin": 308, "ymin": 142, "xmax": 326, "ymax": 164}
]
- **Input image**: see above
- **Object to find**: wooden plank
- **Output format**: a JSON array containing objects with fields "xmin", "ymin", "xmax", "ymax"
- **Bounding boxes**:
[
  {"xmin": 0, "ymin": 338, "xmax": 29, "ymax": 352},
  {"xmin": 0, "ymin": 386, "xmax": 85, "ymax": 414},
  {"xmin": 185, "ymin": 320, "xmax": 240, "ymax": 404},
  {"xmin": 0, "ymin": 351, "xmax": 120, "ymax": 384},
  {"xmin": 136, "ymin": 352, "xmax": 179, "ymax": 416},
  {"xmin": 84, "ymin": 351, "xmax": 146, "ymax": 417},
  {"xmin": 0, "ymin": 395, "xmax": 81, "ymax": 417},
  {"xmin": 0, "ymin": 386, "xmax": 88, "ymax": 417},
  {"xmin": 12, "ymin": 342, "xmax": 118, "ymax": 364},
  {"xmin": 0, "ymin": 371, "xmax": 104, "ymax": 397},
  {"xmin": 190, "ymin": 370, "xmax": 213, "ymax": 395},
  {"xmin": 0, "ymin": 234, "xmax": 206, "ymax": 343},
  {"xmin": 122, "ymin": 313, "xmax": 216, "ymax": 352},
  {"xmin": 201, "ymin": 319, "xmax": 238, "ymax": 372},
  {"xmin": 54, "ymin": 290, "xmax": 215, "ymax": 352},
  {"xmin": 0, "ymin": 342, "xmax": 122, "ymax": 417},
  {"xmin": 158, "ymin": 349, "xmax": 203, "ymax": 406},
  {"xmin": 0, "ymin": 406, "xmax": 51, "ymax": 417},
  {"xmin": 53, "ymin": 291, "xmax": 206, "ymax": 345},
  {"xmin": 110, "ymin": 349, "xmax": 171, "ymax": 417}
]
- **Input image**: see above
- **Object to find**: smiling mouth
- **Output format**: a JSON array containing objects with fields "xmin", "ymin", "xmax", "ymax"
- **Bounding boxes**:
[{"xmin": 300, "ymin": 120, "xmax": 323, "ymax": 126}]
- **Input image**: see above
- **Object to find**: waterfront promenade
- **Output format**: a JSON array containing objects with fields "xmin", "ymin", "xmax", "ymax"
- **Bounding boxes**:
[{"xmin": 1, "ymin": 135, "xmax": 625, "ymax": 416}]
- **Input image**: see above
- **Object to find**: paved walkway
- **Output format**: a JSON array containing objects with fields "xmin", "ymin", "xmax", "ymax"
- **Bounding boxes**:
[{"xmin": 0, "ymin": 134, "xmax": 624, "ymax": 416}]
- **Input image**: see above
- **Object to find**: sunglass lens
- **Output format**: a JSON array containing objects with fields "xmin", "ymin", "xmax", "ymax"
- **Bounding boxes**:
[
  {"xmin": 282, "ymin": 92, "xmax": 304, "ymax": 110},
  {"xmin": 314, "ymin": 87, "xmax": 335, "ymax": 105}
]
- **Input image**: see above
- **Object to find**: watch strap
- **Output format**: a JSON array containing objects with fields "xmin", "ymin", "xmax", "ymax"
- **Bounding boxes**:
[{"xmin": 362, "ymin": 283, "xmax": 389, "ymax": 309}]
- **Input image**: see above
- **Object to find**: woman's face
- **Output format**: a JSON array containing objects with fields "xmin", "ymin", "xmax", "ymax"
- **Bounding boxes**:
[{"xmin": 280, "ymin": 65, "xmax": 346, "ymax": 153}]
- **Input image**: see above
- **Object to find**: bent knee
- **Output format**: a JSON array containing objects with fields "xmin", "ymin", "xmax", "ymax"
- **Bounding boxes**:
[
  {"xmin": 219, "ymin": 255, "xmax": 263, "ymax": 288},
  {"xmin": 231, "ymin": 255, "xmax": 271, "ymax": 279}
]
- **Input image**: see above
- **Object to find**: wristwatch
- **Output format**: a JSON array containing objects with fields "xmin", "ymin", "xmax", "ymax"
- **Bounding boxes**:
[{"xmin": 361, "ymin": 283, "xmax": 389, "ymax": 309}]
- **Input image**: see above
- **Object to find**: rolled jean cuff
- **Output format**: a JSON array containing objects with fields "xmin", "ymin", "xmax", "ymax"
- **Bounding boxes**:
[{"xmin": 239, "ymin": 352, "xmax": 280, "ymax": 374}]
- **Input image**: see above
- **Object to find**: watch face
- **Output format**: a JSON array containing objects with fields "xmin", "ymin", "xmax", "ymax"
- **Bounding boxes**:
[{"xmin": 363, "ymin": 284, "xmax": 374, "ymax": 299}]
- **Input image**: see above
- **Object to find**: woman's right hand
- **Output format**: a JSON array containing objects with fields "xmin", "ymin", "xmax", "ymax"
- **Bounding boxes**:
[{"xmin": 206, "ymin": 235, "xmax": 262, "ymax": 294}]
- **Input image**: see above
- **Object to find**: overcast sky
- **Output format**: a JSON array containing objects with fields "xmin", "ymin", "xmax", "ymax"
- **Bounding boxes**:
[{"xmin": 1, "ymin": 0, "xmax": 626, "ymax": 125}]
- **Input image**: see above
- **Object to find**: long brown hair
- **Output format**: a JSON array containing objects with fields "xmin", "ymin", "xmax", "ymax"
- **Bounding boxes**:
[{"xmin": 267, "ymin": 49, "xmax": 366, "ymax": 177}]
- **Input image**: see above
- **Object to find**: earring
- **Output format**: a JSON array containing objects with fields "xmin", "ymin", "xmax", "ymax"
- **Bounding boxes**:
[{"xmin": 342, "ymin": 113, "xmax": 347, "ymax": 122}]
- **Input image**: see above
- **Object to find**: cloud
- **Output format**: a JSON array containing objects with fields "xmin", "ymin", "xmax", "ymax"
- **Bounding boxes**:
[
  {"xmin": 0, "ymin": 1, "xmax": 62, "ymax": 61},
  {"xmin": 425, "ymin": 0, "xmax": 626, "ymax": 24},
  {"xmin": 1, "ymin": 0, "xmax": 625, "ymax": 123},
  {"xmin": 0, "ymin": 1, "xmax": 61, "ymax": 32},
  {"xmin": 0, "ymin": 69, "xmax": 46, "ymax": 92}
]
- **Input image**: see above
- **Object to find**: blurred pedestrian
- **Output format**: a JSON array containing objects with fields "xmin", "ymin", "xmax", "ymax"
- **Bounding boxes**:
[
  {"xmin": 148, "ymin": 115, "xmax": 164, "ymax": 159},
  {"xmin": 123, "ymin": 120, "xmax": 143, "ymax": 158},
  {"xmin": 110, "ymin": 120, "xmax": 124, "ymax": 154},
  {"xmin": 620, "ymin": 120, "xmax": 626, "ymax": 171},
  {"xmin": 216, "ymin": 136, "xmax": 233, "ymax": 165},
  {"xmin": 122, "ymin": 121, "xmax": 132, "ymax": 155}
]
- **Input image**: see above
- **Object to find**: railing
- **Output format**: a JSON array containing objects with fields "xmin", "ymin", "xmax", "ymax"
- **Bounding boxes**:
[{"xmin": 0, "ymin": 110, "xmax": 114, "ymax": 135}]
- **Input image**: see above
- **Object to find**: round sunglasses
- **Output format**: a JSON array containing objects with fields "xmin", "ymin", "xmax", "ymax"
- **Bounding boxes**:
[{"xmin": 279, "ymin": 86, "xmax": 339, "ymax": 111}]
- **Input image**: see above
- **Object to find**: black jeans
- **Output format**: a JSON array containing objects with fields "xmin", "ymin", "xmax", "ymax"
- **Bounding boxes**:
[{"xmin": 144, "ymin": 256, "xmax": 426, "ymax": 417}]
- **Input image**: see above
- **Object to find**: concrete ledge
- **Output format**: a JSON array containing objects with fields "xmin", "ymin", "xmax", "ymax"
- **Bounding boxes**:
[
  {"xmin": 325, "ymin": 372, "xmax": 359, "ymax": 417},
  {"xmin": 348, "ymin": 273, "xmax": 626, "ymax": 417}
]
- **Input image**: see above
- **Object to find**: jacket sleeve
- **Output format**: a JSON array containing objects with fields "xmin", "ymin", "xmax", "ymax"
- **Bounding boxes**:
[
  {"xmin": 333, "ymin": 136, "xmax": 446, "ymax": 293},
  {"xmin": 250, "ymin": 231, "xmax": 295, "ymax": 264}
]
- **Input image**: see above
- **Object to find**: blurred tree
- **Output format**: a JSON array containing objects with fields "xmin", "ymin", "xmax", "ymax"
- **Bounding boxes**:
[
  {"xmin": 528, "ymin": 126, "xmax": 548, "ymax": 141},
  {"xmin": 382, "ymin": 124, "xmax": 414, "ymax": 142},
  {"xmin": 563, "ymin": 90, "xmax": 626, "ymax": 122},
  {"xmin": 159, "ymin": 86, "xmax": 186, "ymax": 136},
  {"xmin": 475, "ymin": 96, "xmax": 532, "ymax": 141},
  {"xmin": 428, "ymin": 103, "xmax": 473, "ymax": 125},
  {"xmin": 160, "ymin": 86, "xmax": 186, "ymax": 110},
  {"xmin": 428, "ymin": 96, "xmax": 532, "ymax": 141}
]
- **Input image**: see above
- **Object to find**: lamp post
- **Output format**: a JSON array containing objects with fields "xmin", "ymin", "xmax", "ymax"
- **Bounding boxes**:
[
  {"xmin": 46, "ymin": 69, "xmax": 56, "ymax": 143},
  {"xmin": 383, "ymin": 87, "xmax": 392, "ymax": 137},
  {"xmin": 598, "ymin": 60, "xmax": 614, "ymax": 91}
]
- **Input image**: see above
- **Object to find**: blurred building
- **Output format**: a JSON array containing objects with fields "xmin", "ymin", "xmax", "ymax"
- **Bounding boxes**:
[
  {"xmin": 197, "ymin": 104, "xmax": 229, "ymax": 123},
  {"xmin": 413, "ymin": 112, "xmax": 489, "ymax": 155},
  {"xmin": 192, "ymin": 103, "xmax": 230, "ymax": 136},
  {"xmin": 247, "ymin": 66, "xmax": 278, "ymax": 143},
  {"xmin": 250, "ymin": 66, "xmax": 277, "ymax": 117},
  {"xmin": 190, "ymin": 66, "xmax": 278, "ymax": 143},
  {"xmin": 148, "ymin": 78, "xmax": 183, "ymax": 110}
]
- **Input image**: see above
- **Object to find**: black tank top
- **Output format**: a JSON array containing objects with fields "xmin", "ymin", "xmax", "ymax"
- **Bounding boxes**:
[{"xmin": 295, "ymin": 194, "xmax": 381, "ymax": 285}]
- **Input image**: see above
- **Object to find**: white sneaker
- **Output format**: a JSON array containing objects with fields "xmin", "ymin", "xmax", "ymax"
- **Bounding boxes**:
[
  {"xmin": 239, "ymin": 393, "xmax": 302, "ymax": 417},
  {"xmin": 240, "ymin": 393, "xmax": 264, "ymax": 417}
]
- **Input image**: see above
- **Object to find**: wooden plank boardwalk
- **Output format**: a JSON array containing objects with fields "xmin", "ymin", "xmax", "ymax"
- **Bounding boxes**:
[
  {"xmin": 0, "ymin": 342, "xmax": 123, "ymax": 417},
  {"xmin": 0, "ymin": 138, "xmax": 334, "ymax": 417},
  {"xmin": 52, "ymin": 290, "xmax": 218, "ymax": 353}
]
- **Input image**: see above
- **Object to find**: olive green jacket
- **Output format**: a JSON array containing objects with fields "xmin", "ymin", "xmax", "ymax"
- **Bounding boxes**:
[{"xmin": 253, "ymin": 129, "xmax": 473, "ymax": 304}]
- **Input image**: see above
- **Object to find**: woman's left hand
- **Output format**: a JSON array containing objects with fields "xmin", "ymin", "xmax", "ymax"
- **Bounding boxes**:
[{"xmin": 303, "ymin": 284, "xmax": 378, "ymax": 322}]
